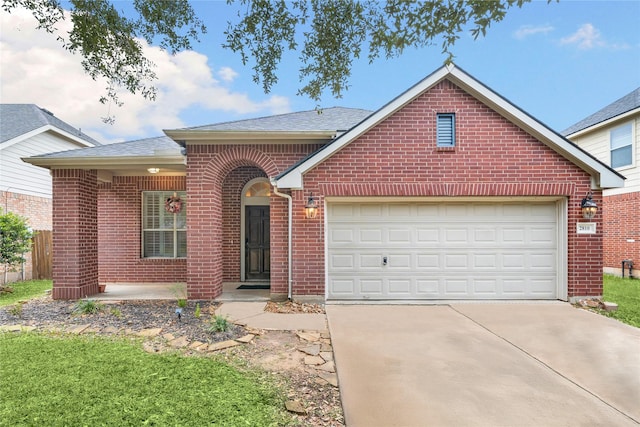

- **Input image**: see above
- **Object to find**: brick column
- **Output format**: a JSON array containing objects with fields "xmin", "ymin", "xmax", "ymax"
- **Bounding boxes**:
[{"xmin": 51, "ymin": 169, "xmax": 98, "ymax": 299}]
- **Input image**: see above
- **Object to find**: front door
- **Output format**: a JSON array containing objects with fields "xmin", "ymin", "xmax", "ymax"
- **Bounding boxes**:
[{"xmin": 245, "ymin": 206, "xmax": 270, "ymax": 280}]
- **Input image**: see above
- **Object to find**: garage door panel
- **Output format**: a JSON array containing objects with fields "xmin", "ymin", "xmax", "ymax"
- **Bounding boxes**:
[{"xmin": 327, "ymin": 201, "xmax": 559, "ymax": 300}]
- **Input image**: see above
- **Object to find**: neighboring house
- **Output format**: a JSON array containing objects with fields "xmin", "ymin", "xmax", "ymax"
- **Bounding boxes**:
[
  {"xmin": 0, "ymin": 104, "xmax": 101, "ymax": 284},
  {"xmin": 24, "ymin": 65, "xmax": 624, "ymax": 302},
  {"xmin": 563, "ymin": 88, "xmax": 639, "ymax": 277}
]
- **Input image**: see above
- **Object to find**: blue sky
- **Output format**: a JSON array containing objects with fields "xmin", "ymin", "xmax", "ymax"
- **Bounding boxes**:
[{"xmin": 1, "ymin": 0, "xmax": 639, "ymax": 144}]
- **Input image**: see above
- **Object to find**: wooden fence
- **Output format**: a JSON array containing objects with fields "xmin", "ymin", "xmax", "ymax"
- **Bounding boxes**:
[{"xmin": 32, "ymin": 230, "xmax": 52, "ymax": 280}]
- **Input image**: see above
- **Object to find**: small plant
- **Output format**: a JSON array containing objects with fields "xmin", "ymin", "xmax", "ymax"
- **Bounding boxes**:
[
  {"xmin": 8, "ymin": 302, "xmax": 23, "ymax": 317},
  {"xmin": 208, "ymin": 315, "xmax": 230, "ymax": 333},
  {"xmin": 110, "ymin": 307, "xmax": 122, "ymax": 318},
  {"xmin": 177, "ymin": 299, "xmax": 187, "ymax": 308},
  {"xmin": 73, "ymin": 298, "xmax": 104, "ymax": 315},
  {"xmin": 194, "ymin": 303, "xmax": 201, "ymax": 318}
]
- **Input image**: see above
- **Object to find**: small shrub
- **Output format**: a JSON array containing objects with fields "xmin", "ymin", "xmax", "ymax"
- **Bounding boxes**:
[
  {"xmin": 209, "ymin": 315, "xmax": 230, "ymax": 333},
  {"xmin": 73, "ymin": 299, "xmax": 104, "ymax": 315},
  {"xmin": 194, "ymin": 303, "xmax": 201, "ymax": 318},
  {"xmin": 177, "ymin": 299, "xmax": 187, "ymax": 308},
  {"xmin": 110, "ymin": 307, "xmax": 122, "ymax": 318},
  {"xmin": 8, "ymin": 303, "xmax": 23, "ymax": 317}
]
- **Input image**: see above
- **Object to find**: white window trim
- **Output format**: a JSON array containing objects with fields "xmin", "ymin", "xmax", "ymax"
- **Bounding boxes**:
[
  {"xmin": 141, "ymin": 191, "xmax": 187, "ymax": 259},
  {"xmin": 609, "ymin": 121, "xmax": 635, "ymax": 171}
]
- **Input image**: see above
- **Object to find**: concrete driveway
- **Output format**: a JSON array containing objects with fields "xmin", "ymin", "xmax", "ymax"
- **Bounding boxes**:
[{"xmin": 326, "ymin": 303, "xmax": 640, "ymax": 426}]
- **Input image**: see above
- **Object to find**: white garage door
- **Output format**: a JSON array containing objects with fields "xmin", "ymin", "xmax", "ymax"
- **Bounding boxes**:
[{"xmin": 327, "ymin": 201, "xmax": 560, "ymax": 300}]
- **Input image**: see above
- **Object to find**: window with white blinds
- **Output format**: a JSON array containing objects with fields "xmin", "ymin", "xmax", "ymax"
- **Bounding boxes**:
[
  {"xmin": 142, "ymin": 191, "xmax": 186, "ymax": 258},
  {"xmin": 437, "ymin": 113, "xmax": 456, "ymax": 147},
  {"xmin": 610, "ymin": 123, "xmax": 633, "ymax": 168}
]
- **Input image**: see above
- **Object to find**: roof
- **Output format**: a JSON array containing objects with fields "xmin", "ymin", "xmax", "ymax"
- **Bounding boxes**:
[
  {"xmin": 274, "ymin": 64, "xmax": 625, "ymax": 190},
  {"xmin": 171, "ymin": 107, "xmax": 372, "ymax": 133},
  {"xmin": 0, "ymin": 104, "xmax": 101, "ymax": 146},
  {"xmin": 21, "ymin": 136, "xmax": 185, "ymax": 172},
  {"xmin": 562, "ymin": 88, "xmax": 640, "ymax": 136},
  {"xmin": 28, "ymin": 135, "xmax": 180, "ymax": 159}
]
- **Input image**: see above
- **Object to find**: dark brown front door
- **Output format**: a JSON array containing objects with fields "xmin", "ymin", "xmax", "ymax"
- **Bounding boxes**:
[{"xmin": 245, "ymin": 206, "xmax": 270, "ymax": 280}]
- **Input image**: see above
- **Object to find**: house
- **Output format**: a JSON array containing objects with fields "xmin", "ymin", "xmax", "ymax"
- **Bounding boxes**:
[
  {"xmin": 563, "ymin": 88, "xmax": 639, "ymax": 278},
  {"xmin": 0, "ymin": 104, "xmax": 101, "ymax": 284},
  {"xmin": 23, "ymin": 65, "xmax": 624, "ymax": 302}
]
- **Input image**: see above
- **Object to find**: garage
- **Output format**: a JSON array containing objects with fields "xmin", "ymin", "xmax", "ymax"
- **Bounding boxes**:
[{"xmin": 327, "ymin": 200, "xmax": 565, "ymax": 300}]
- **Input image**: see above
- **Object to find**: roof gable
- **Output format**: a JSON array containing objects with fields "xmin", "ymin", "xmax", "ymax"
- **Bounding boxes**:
[
  {"xmin": 0, "ymin": 104, "xmax": 101, "ymax": 148},
  {"xmin": 275, "ymin": 64, "xmax": 624, "ymax": 190}
]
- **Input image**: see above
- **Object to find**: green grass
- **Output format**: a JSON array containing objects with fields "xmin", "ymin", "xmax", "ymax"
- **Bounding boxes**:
[
  {"xmin": 0, "ymin": 333, "xmax": 292, "ymax": 426},
  {"xmin": 0, "ymin": 280, "xmax": 52, "ymax": 307},
  {"xmin": 602, "ymin": 274, "xmax": 640, "ymax": 328}
]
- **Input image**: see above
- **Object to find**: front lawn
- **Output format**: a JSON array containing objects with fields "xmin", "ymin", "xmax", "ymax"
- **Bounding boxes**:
[
  {"xmin": 603, "ymin": 274, "xmax": 640, "ymax": 328},
  {"xmin": 0, "ymin": 333, "xmax": 292, "ymax": 426},
  {"xmin": 0, "ymin": 279, "xmax": 52, "ymax": 307}
]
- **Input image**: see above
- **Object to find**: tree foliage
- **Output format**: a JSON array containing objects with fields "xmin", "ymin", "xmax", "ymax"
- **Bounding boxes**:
[
  {"xmin": 2, "ymin": 0, "xmax": 540, "ymax": 109},
  {"xmin": 0, "ymin": 209, "xmax": 34, "ymax": 271}
]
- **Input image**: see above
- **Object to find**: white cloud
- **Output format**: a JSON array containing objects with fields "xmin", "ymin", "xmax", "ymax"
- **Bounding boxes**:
[
  {"xmin": 560, "ymin": 23, "xmax": 605, "ymax": 50},
  {"xmin": 217, "ymin": 67, "xmax": 238, "ymax": 83},
  {"xmin": 513, "ymin": 24, "xmax": 554, "ymax": 40},
  {"xmin": 0, "ymin": 7, "xmax": 291, "ymax": 143}
]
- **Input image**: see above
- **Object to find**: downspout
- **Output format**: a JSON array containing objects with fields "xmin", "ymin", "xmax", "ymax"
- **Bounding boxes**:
[{"xmin": 270, "ymin": 179, "xmax": 293, "ymax": 300}]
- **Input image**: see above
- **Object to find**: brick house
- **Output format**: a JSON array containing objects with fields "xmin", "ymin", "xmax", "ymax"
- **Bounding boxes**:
[
  {"xmin": 24, "ymin": 65, "xmax": 624, "ymax": 301},
  {"xmin": 1, "ymin": 104, "xmax": 101, "ymax": 284},
  {"xmin": 563, "ymin": 88, "xmax": 639, "ymax": 278}
]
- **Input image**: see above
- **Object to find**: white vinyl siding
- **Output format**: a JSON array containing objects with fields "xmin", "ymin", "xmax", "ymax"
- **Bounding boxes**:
[
  {"xmin": 437, "ymin": 113, "xmax": 455, "ymax": 147},
  {"xmin": 327, "ymin": 201, "xmax": 561, "ymax": 300},
  {"xmin": 142, "ymin": 192, "xmax": 187, "ymax": 258},
  {"xmin": 610, "ymin": 123, "xmax": 633, "ymax": 168},
  {"xmin": 0, "ymin": 132, "xmax": 87, "ymax": 198}
]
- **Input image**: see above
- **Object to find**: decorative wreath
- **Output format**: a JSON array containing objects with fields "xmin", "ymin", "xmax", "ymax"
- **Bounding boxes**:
[{"xmin": 165, "ymin": 195, "xmax": 182, "ymax": 214}]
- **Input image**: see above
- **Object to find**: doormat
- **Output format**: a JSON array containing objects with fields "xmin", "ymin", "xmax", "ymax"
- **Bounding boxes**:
[{"xmin": 237, "ymin": 284, "xmax": 270, "ymax": 290}]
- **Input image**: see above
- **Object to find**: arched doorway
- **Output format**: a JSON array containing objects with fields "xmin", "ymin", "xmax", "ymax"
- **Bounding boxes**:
[{"xmin": 241, "ymin": 178, "xmax": 271, "ymax": 281}]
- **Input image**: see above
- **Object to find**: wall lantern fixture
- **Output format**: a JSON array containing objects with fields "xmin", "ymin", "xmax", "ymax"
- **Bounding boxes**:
[
  {"xmin": 580, "ymin": 191, "xmax": 598, "ymax": 219},
  {"xmin": 305, "ymin": 193, "xmax": 318, "ymax": 219},
  {"xmin": 147, "ymin": 168, "xmax": 160, "ymax": 174}
]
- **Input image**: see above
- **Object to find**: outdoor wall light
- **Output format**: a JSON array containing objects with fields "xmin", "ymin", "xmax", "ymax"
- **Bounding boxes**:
[
  {"xmin": 305, "ymin": 193, "xmax": 318, "ymax": 219},
  {"xmin": 147, "ymin": 168, "xmax": 160, "ymax": 174},
  {"xmin": 581, "ymin": 191, "xmax": 598, "ymax": 219}
]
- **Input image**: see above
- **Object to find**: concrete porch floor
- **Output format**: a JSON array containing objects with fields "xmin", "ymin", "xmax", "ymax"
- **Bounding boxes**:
[{"xmin": 94, "ymin": 282, "xmax": 270, "ymax": 302}]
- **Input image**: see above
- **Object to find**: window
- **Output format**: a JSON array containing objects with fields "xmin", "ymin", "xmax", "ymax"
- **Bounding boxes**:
[
  {"xmin": 437, "ymin": 113, "xmax": 456, "ymax": 147},
  {"xmin": 142, "ymin": 191, "xmax": 186, "ymax": 258},
  {"xmin": 610, "ymin": 123, "xmax": 633, "ymax": 168}
]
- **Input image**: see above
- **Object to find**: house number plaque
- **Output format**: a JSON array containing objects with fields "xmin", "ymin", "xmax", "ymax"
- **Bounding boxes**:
[{"xmin": 576, "ymin": 222, "xmax": 596, "ymax": 234}]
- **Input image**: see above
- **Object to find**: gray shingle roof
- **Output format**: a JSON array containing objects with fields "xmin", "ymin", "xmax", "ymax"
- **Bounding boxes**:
[
  {"xmin": 171, "ymin": 107, "xmax": 373, "ymax": 133},
  {"xmin": 31, "ymin": 136, "xmax": 180, "ymax": 159},
  {"xmin": 0, "ymin": 104, "xmax": 102, "ymax": 146},
  {"xmin": 562, "ymin": 88, "xmax": 640, "ymax": 136}
]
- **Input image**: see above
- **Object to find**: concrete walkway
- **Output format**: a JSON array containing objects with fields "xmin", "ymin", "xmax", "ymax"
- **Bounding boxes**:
[
  {"xmin": 217, "ymin": 302, "xmax": 327, "ymax": 331},
  {"xmin": 326, "ymin": 303, "xmax": 640, "ymax": 427}
]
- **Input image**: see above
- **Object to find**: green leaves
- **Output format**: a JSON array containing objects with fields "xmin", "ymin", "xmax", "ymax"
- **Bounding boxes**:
[
  {"xmin": 0, "ymin": 209, "xmax": 33, "ymax": 270},
  {"xmin": 225, "ymin": 0, "xmax": 536, "ymax": 101}
]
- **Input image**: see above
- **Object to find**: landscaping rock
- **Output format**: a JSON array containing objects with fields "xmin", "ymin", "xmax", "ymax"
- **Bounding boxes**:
[
  {"xmin": 137, "ymin": 327, "xmax": 162, "ymax": 337},
  {"xmin": 169, "ymin": 336, "xmax": 190, "ymax": 348},
  {"xmin": 285, "ymin": 400, "xmax": 307, "ymax": 415},
  {"xmin": 304, "ymin": 355, "xmax": 325, "ymax": 366},
  {"xmin": 603, "ymin": 301, "xmax": 619, "ymax": 312},
  {"xmin": 297, "ymin": 331, "xmax": 321, "ymax": 342},
  {"xmin": 299, "ymin": 343, "xmax": 321, "ymax": 356},
  {"xmin": 208, "ymin": 340, "xmax": 241, "ymax": 352},
  {"xmin": 317, "ymin": 371, "xmax": 339, "ymax": 387},
  {"xmin": 235, "ymin": 334, "xmax": 256, "ymax": 343}
]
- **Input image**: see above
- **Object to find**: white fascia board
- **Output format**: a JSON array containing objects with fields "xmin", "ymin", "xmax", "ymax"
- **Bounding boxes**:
[
  {"xmin": 446, "ymin": 67, "xmax": 625, "ymax": 189},
  {"xmin": 1, "ymin": 126, "xmax": 96, "ymax": 150},
  {"xmin": 565, "ymin": 108, "xmax": 640, "ymax": 139},
  {"xmin": 22, "ymin": 155, "xmax": 185, "ymax": 169},
  {"xmin": 164, "ymin": 129, "xmax": 335, "ymax": 143}
]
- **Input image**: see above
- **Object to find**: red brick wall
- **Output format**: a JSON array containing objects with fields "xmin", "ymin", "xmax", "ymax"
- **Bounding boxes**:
[
  {"xmin": 0, "ymin": 191, "xmax": 52, "ymax": 284},
  {"xmin": 603, "ymin": 192, "xmax": 640, "ymax": 274},
  {"xmin": 51, "ymin": 169, "xmax": 98, "ymax": 299},
  {"xmin": 97, "ymin": 176, "xmax": 186, "ymax": 283},
  {"xmin": 296, "ymin": 79, "xmax": 602, "ymax": 298},
  {"xmin": 186, "ymin": 144, "xmax": 320, "ymax": 299}
]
